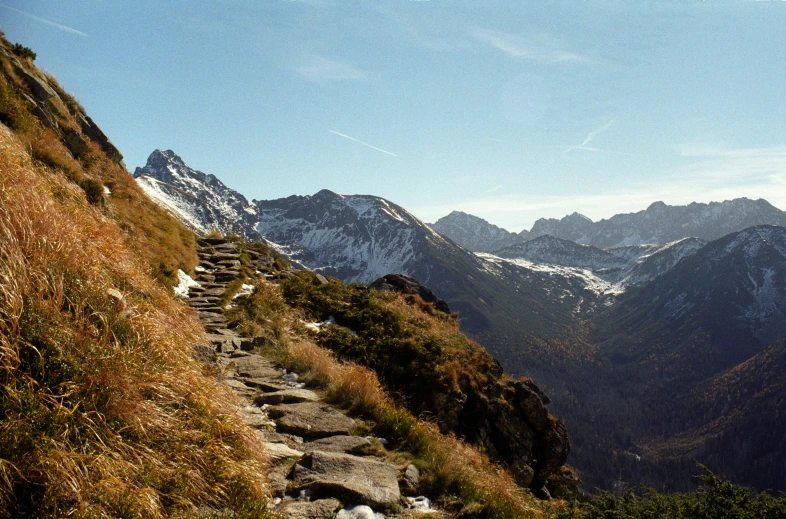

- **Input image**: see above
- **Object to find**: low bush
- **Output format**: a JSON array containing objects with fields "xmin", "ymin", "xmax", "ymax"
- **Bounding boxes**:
[{"xmin": 10, "ymin": 43, "xmax": 35, "ymax": 61}]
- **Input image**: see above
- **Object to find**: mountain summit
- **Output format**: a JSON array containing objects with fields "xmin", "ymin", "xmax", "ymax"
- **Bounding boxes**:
[{"xmin": 133, "ymin": 150, "xmax": 262, "ymax": 240}]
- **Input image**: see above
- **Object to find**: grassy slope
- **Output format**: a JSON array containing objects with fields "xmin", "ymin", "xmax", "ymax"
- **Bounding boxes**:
[
  {"xmin": 0, "ymin": 125, "xmax": 269, "ymax": 517},
  {"xmin": 0, "ymin": 38, "xmax": 271, "ymax": 517}
]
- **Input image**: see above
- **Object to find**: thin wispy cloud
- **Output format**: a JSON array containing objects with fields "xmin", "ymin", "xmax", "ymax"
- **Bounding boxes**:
[
  {"xmin": 329, "ymin": 130, "xmax": 397, "ymax": 157},
  {"xmin": 469, "ymin": 26, "xmax": 593, "ymax": 64},
  {"xmin": 295, "ymin": 53, "xmax": 366, "ymax": 81},
  {"xmin": 0, "ymin": 4, "xmax": 88, "ymax": 36},
  {"xmin": 564, "ymin": 119, "xmax": 617, "ymax": 153}
]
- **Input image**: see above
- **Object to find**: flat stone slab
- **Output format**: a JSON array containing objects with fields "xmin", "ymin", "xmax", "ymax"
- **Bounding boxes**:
[
  {"xmin": 302, "ymin": 436, "xmax": 372, "ymax": 456},
  {"xmin": 267, "ymin": 402, "xmax": 356, "ymax": 438},
  {"xmin": 261, "ymin": 441, "xmax": 304, "ymax": 462},
  {"xmin": 277, "ymin": 499, "xmax": 340, "ymax": 519},
  {"xmin": 291, "ymin": 451, "xmax": 401, "ymax": 508},
  {"xmin": 203, "ymin": 288, "xmax": 226, "ymax": 296},
  {"xmin": 254, "ymin": 389, "xmax": 320, "ymax": 406},
  {"xmin": 241, "ymin": 377, "xmax": 289, "ymax": 392},
  {"xmin": 232, "ymin": 355, "xmax": 285, "ymax": 379}
]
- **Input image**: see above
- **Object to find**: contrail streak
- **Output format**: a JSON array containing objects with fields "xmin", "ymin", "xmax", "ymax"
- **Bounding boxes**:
[
  {"xmin": 0, "ymin": 4, "xmax": 88, "ymax": 36},
  {"xmin": 329, "ymin": 130, "xmax": 397, "ymax": 157},
  {"xmin": 580, "ymin": 119, "xmax": 616, "ymax": 147},
  {"xmin": 564, "ymin": 119, "xmax": 617, "ymax": 153}
]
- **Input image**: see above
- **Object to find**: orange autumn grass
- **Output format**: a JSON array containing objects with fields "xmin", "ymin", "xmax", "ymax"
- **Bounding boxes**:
[{"xmin": 0, "ymin": 126, "xmax": 270, "ymax": 517}]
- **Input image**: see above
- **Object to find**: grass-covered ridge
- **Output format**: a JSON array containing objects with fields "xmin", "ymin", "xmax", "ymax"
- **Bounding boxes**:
[{"xmin": 0, "ymin": 111, "xmax": 269, "ymax": 516}]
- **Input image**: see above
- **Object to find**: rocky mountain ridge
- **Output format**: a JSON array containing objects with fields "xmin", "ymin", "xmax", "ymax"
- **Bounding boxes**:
[
  {"xmin": 430, "ymin": 210, "xmax": 525, "ymax": 252},
  {"xmin": 431, "ymin": 198, "xmax": 786, "ymax": 251},
  {"xmin": 133, "ymin": 150, "xmax": 264, "ymax": 240}
]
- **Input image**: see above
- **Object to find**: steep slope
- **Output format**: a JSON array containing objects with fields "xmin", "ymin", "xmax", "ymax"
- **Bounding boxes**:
[
  {"xmin": 255, "ymin": 190, "xmax": 432, "ymax": 282},
  {"xmin": 429, "ymin": 210, "xmax": 524, "ymax": 252},
  {"xmin": 568, "ymin": 225, "xmax": 786, "ymax": 492},
  {"xmin": 596, "ymin": 225, "xmax": 786, "ymax": 379},
  {"xmin": 623, "ymin": 237, "xmax": 706, "ymax": 285},
  {"xmin": 0, "ymin": 44, "xmax": 197, "ymax": 286},
  {"xmin": 0, "ymin": 40, "xmax": 271, "ymax": 514},
  {"xmin": 134, "ymin": 149, "xmax": 264, "ymax": 240},
  {"xmin": 530, "ymin": 199, "xmax": 786, "ymax": 248}
]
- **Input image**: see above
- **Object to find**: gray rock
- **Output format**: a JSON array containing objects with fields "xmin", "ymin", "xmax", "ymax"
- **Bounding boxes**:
[
  {"xmin": 401, "ymin": 464, "xmax": 420, "ymax": 493},
  {"xmin": 254, "ymin": 389, "xmax": 320, "ymax": 406},
  {"xmin": 261, "ymin": 441, "xmax": 304, "ymax": 462},
  {"xmin": 267, "ymin": 402, "xmax": 356, "ymax": 438},
  {"xmin": 232, "ymin": 355, "xmax": 285, "ymax": 379},
  {"xmin": 291, "ymin": 451, "xmax": 401, "ymax": 508},
  {"xmin": 78, "ymin": 114, "xmax": 123, "ymax": 163},
  {"xmin": 64, "ymin": 128, "xmax": 89, "ymax": 157},
  {"xmin": 314, "ymin": 273, "xmax": 329, "ymax": 285},
  {"xmin": 240, "ymin": 377, "xmax": 289, "ymax": 392},
  {"xmin": 12, "ymin": 62, "xmax": 57, "ymax": 101},
  {"xmin": 302, "ymin": 436, "xmax": 371, "ymax": 455},
  {"xmin": 277, "ymin": 498, "xmax": 341, "ymax": 519}
]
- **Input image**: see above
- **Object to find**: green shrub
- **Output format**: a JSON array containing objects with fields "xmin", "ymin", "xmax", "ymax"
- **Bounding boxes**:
[
  {"xmin": 560, "ymin": 465, "xmax": 786, "ymax": 519},
  {"xmin": 79, "ymin": 177, "xmax": 104, "ymax": 205},
  {"xmin": 11, "ymin": 42, "xmax": 36, "ymax": 61}
]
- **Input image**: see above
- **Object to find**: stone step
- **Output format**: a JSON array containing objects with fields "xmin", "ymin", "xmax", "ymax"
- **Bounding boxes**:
[
  {"xmin": 216, "ymin": 259, "xmax": 242, "ymax": 268},
  {"xmin": 254, "ymin": 389, "xmax": 320, "ymax": 406},
  {"xmin": 210, "ymin": 252, "xmax": 241, "ymax": 261},
  {"xmin": 301, "ymin": 436, "xmax": 372, "ymax": 456},
  {"xmin": 266, "ymin": 402, "xmax": 356, "ymax": 439},
  {"xmin": 203, "ymin": 288, "xmax": 226, "ymax": 297},
  {"xmin": 197, "ymin": 306, "xmax": 224, "ymax": 314},
  {"xmin": 197, "ymin": 237, "xmax": 230, "ymax": 246},
  {"xmin": 289, "ymin": 451, "xmax": 400, "ymax": 507},
  {"xmin": 188, "ymin": 296, "xmax": 221, "ymax": 304}
]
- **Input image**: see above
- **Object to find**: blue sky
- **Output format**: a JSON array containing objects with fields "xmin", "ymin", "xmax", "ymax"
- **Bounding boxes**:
[{"xmin": 2, "ymin": 1, "xmax": 786, "ymax": 231}]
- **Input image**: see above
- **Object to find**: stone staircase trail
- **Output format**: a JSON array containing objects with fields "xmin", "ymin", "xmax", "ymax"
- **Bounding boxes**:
[{"xmin": 186, "ymin": 238, "xmax": 441, "ymax": 519}]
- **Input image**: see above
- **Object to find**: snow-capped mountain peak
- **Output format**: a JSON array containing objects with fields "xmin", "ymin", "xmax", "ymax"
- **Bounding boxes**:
[{"xmin": 133, "ymin": 150, "xmax": 261, "ymax": 239}]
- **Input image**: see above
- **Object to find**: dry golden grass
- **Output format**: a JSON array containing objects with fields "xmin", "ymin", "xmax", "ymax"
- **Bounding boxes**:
[
  {"xmin": 0, "ymin": 126, "xmax": 270, "ymax": 517},
  {"xmin": 279, "ymin": 335, "xmax": 554, "ymax": 519},
  {"xmin": 0, "ymin": 41, "xmax": 197, "ymax": 288}
]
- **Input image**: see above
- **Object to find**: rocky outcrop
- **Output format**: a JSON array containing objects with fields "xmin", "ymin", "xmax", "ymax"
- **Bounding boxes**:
[{"xmin": 369, "ymin": 274, "xmax": 451, "ymax": 313}]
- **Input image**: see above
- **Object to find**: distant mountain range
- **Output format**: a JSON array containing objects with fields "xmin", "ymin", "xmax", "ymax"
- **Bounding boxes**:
[
  {"xmin": 432, "ymin": 198, "xmax": 786, "ymax": 251},
  {"xmin": 134, "ymin": 148, "xmax": 786, "ymax": 494}
]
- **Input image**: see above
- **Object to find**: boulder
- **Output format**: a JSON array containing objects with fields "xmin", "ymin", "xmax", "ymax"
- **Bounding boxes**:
[
  {"xmin": 401, "ymin": 464, "xmax": 420, "ymax": 493},
  {"xmin": 290, "ymin": 451, "xmax": 401, "ymax": 508},
  {"xmin": 267, "ymin": 402, "xmax": 356, "ymax": 438}
]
